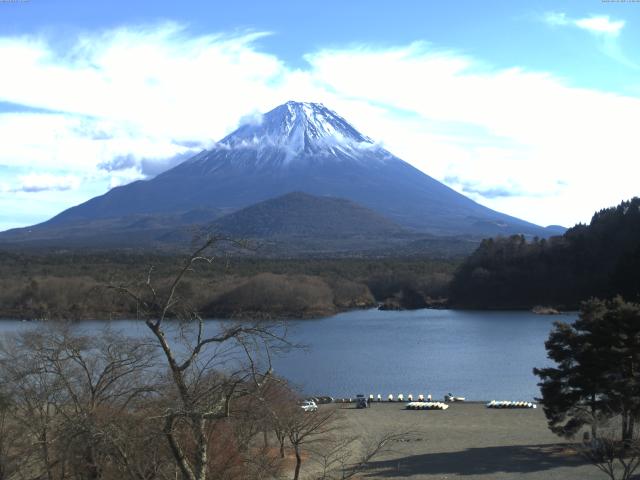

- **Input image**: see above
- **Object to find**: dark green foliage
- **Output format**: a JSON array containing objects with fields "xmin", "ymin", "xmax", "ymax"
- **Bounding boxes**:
[
  {"xmin": 534, "ymin": 297, "xmax": 640, "ymax": 441},
  {"xmin": 451, "ymin": 198, "xmax": 640, "ymax": 309}
]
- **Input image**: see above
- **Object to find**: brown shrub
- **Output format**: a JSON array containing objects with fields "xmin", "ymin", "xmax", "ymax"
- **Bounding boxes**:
[{"xmin": 205, "ymin": 273, "xmax": 336, "ymax": 319}]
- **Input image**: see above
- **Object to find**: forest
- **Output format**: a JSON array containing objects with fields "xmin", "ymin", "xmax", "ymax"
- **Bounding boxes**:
[
  {"xmin": 0, "ymin": 251, "xmax": 456, "ymax": 320},
  {"xmin": 450, "ymin": 197, "xmax": 640, "ymax": 309}
]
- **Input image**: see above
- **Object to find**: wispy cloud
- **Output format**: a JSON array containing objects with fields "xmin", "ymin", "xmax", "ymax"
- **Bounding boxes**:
[
  {"xmin": 10, "ymin": 174, "xmax": 81, "ymax": 193},
  {"xmin": 542, "ymin": 12, "xmax": 634, "ymax": 68},
  {"xmin": 98, "ymin": 154, "xmax": 138, "ymax": 172},
  {"xmin": 575, "ymin": 15, "xmax": 635, "ymax": 68},
  {"xmin": 99, "ymin": 151, "xmax": 197, "ymax": 178},
  {"xmin": 543, "ymin": 11, "xmax": 570, "ymax": 27},
  {"xmin": 544, "ymin": 11, "xmax": 625, "ymax": 35},
  {"xmin": 443, "ymin": 176, "xmax": 523, "ymax": 199}
]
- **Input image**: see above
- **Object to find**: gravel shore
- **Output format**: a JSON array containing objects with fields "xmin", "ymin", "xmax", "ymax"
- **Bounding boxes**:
[{"xmin": 338, "ymin": 402, "xmax": 602, "ymax": 479}]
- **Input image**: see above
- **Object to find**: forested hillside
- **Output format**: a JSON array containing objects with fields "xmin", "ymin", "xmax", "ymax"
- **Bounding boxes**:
[
  {"xmin": 450, "ymin": 198, "xmax": 640, "ymax": 309},
  {"xmin": 0, "ymin": 253, "xmax": 456, "ymax": 320}
]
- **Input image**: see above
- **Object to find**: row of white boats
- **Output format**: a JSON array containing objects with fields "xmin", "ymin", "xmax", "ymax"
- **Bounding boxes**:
[
  {"xmin": 334, "ymin": 395, "xmax": 537, "ymax": 409},
  {"xmin": 486, "ymin": 400, "xmax": 537, "ymax": 409},
  {"xmin": 367, "ymin": 394, "xmax": 444, "ymax": 402},
  {"xmin": 405, "ymin": 400, "xmax": 537, "ymax": 411}
]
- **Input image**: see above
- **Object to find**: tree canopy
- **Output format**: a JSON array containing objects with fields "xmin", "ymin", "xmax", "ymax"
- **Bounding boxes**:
[
  {"xmin": 451, "ymin": 197, "xmax": 640, "ymax": 309},
  {"xmin": 534, "ymin": 297, "xmax": 640, "ymax": 441}
]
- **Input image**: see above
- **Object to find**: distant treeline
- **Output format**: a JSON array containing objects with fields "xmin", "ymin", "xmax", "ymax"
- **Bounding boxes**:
[
  {"xmin": 0, "ymin": 253, "xmax": 458, "ymax": 320},
  {"xmin": 450, "ymin": 197, "xmax": 640, "ymax": 309}
]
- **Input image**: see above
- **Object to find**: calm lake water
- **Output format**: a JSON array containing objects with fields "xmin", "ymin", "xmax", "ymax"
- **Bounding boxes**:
[{"xmin": 0, "ymin": 309, "xmax": 576, "ymax": 401}]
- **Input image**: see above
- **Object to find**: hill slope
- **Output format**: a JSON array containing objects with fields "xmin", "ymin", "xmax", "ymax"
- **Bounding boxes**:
[{"xmin": 212, "ymin": 191, "xmax": 403, "ymax": 237}]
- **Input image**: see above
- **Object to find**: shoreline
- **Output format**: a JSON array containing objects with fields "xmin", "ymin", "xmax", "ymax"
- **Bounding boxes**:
[{"xmin": 0, "ymin": 304, "xmax": 578, "ymax": 322}]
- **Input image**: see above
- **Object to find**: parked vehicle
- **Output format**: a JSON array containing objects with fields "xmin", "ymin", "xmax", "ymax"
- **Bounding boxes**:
[
  {"xmin": 356, "ymin": 394, "xmax": 368, "ymax": 409},
  {"xmin": 445, "ymin": 393, "xmax": 466, "ymax": 402},
  {"xmin": 315, "ymin": 396, "xmax": 334, "ymax": 404},
  {"xmin": 300, "ymin": 400, "xmax": 318, "ymax": 412}
]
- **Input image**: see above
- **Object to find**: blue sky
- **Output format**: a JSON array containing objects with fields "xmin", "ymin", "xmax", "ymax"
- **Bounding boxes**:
[{"xmin": 1, "ymin": 0, "xmax": 639, "ymax": 230}]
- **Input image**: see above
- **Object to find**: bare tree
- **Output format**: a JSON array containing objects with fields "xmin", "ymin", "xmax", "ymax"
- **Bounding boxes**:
[
  {"xmin": 310, "ymin": 430, "xmax": 415, "ymax": 480},
  {"xmin": 109, "ymin": 237, "xmax": 289, "ymax": 480},
  {"xmin": 309, "ymin": 436, "xmax": 353, "ymax": 480},
  {"xmin": 0, "ymin": 390, "xmax": 22, "ymax": 480},
  {"xmin": 286, "ymin": 406, "xmax": 340, "ymax": 480},
  {"xmin": 580, "ymin": 423, "xmax": 640, "ymax": 480},
  {"xmin": 0, "ymin": 329, "xmax": 66, "ymax": 480},
  {"xmin": 0, "ymin": 325, "xmax": 160, "ymax": 480},
  {"xmin": 258, "ymin": 378, "xmax": 299, "ymax": 459},
  {"xmin": 39, "ymin": 328, "xmax": 157, "ymax": 480}
]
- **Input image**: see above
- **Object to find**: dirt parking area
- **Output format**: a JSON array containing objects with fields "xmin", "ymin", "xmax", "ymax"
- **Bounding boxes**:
[{"xmin": 338, "ymin": 402, "xmax": 603, "ymax": 479}]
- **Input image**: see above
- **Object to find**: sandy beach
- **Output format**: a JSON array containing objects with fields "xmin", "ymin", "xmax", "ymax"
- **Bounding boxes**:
[{"xmin": 338, "ymin": 402, "xmax": 602, "ymax": 479}]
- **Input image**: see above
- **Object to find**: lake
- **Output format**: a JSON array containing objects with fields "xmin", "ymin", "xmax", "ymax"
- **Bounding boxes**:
[{"xmin": 0, "ymin": 309, "xmax": 575, "ymax": 401}]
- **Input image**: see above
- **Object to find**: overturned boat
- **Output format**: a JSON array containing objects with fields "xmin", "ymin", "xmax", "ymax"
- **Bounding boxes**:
[{"xmin": 405, "ymin": 402, "xmax": 449, "ymax": 410}]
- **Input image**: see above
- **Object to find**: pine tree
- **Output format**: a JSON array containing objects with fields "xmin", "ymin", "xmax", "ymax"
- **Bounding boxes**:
[{"xmin": 534, "ymin": 297, "xmax": 640, "ymax": 441}]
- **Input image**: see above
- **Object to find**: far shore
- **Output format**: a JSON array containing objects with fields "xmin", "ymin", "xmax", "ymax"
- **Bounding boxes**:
[{"xmin": 0, "ymin": 304, "xmax": 578, "ymax": 323}]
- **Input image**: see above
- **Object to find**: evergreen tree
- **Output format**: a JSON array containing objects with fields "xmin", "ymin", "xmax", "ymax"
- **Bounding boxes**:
[
  {"xmin": 451, "ymin": 197, "xmax": 640, "ymax": 309},
  {"xmin": 534, "ymin": 297, "xmax": 640, "ymax": 441}
]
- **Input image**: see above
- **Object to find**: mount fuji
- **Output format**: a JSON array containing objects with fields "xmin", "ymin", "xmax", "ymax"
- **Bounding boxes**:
[{"xmin": 1, "ymin": 101, "xmax": 561, "ymax": 251}]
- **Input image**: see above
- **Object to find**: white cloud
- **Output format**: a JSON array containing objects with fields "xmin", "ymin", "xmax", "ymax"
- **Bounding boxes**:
[
  {"xmin": 0, "ymin": 25, "xmax": 289, "ymax": 177},
  {"xmin": 0, "ymin": 24, "xmax": 639, "ymax": 229},
  {"xmin": 575, "ymin": 15, "xmax": 625, "ymax": 36},
  {"xmin": 0, "ymin": 25, "xmax": 283, "ymax": 138},
  {"xmin": 11, "ymin": 173, "xmax": 81, "ymax": 193},
  {"xmin": 543, "ymin": 11, "xmax": 569, "ymax": 27}
]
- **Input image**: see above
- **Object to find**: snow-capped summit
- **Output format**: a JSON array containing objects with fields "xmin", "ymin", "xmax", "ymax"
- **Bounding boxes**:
[
  {"xmin": 221, "ymin": 101, "xmax": 372, "ymax": 151},
  {"xmin": 199, "ymin": 101, "xmax": 381, "ymax": 166}
]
